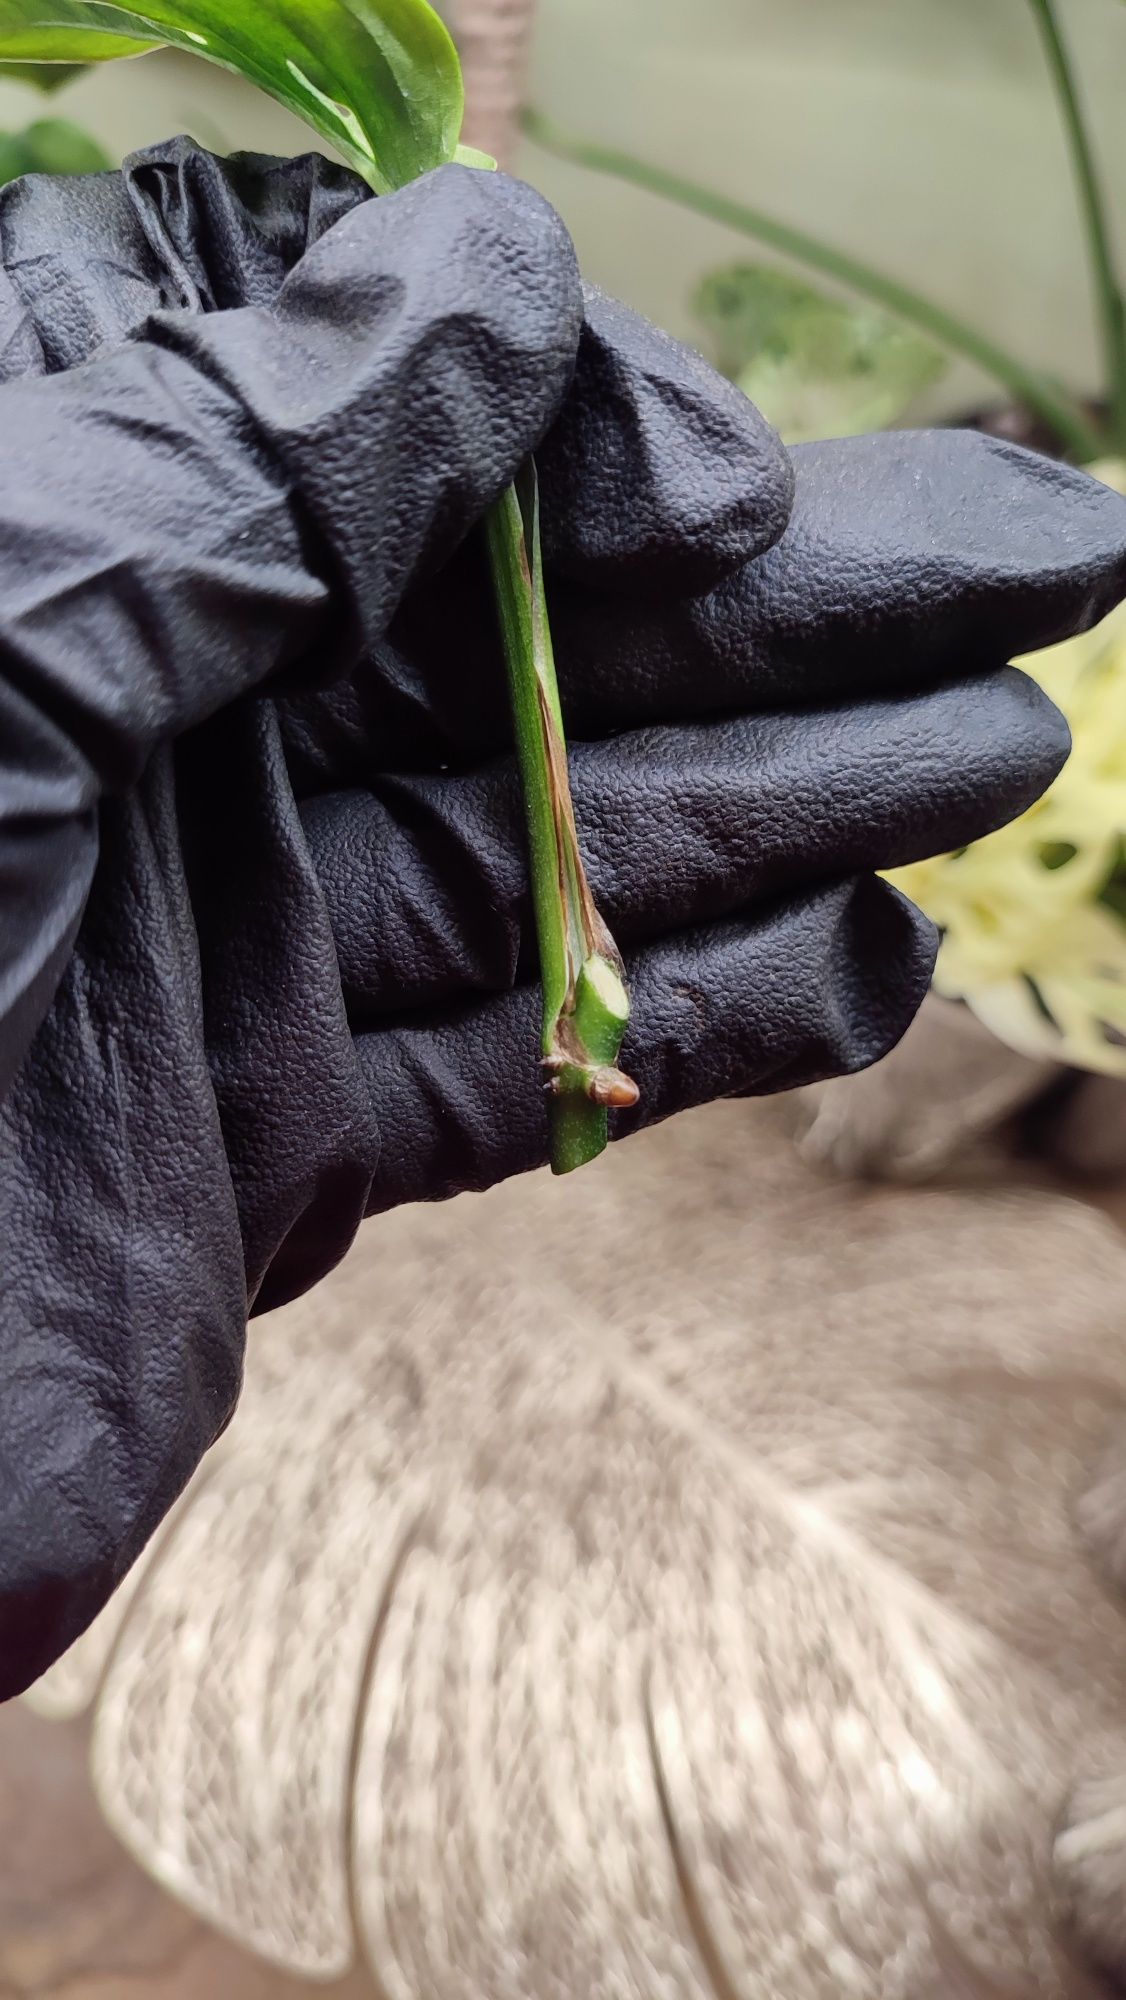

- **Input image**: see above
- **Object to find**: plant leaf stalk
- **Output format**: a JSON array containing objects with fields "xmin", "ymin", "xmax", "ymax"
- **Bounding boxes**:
[
  {"xmin": 523, "ymin": 109, "xmax": 1106, "ymax": 464},
  {"xmin": 486, "ymin": 466, "xmax": 637, "ymax": 1174},
  {"xmin": 1026, "ymin": 0, "xmax": 1126, "ymax": 456}
]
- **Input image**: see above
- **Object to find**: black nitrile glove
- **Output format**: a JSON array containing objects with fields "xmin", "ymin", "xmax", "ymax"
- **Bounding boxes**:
[{"xmin": 1, "ymin": 139, "xmax": 1124, "ymax": 1698}]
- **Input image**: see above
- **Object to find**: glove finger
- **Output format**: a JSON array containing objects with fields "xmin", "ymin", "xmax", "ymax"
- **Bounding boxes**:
[
  {"xmin": 134, "ymin": 163, "xmax": 583, "ymax": 677},
  {"xmin": 550, "ymin": 433, "xmax": 1126, "ymax": 732},
  {"xmin": 284, "ymin": 432, "xmax": 1126, "ymax": 782},
  {"xmin": 303, "ymin": 666, "xmax": 1065, "ymax": 1021},
  {"xmin": 533, "ymin": 285, "xmax": 794, "ymax": 594},
  {"xmin": 357, "ymin": 874, "xmax": 935, "ymax": 1210}
]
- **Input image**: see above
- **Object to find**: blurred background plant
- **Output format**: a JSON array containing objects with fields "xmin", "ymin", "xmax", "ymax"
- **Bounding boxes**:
[
  {"xmin": 887, "ymin": 460, "xmax": 1126, "ymax": 1083},
  {"xmin": 692, "ymin": 262, "xmax": 946, "ymax": 443},
  {"xmin": 526, "ymin": 0, "xmax": 1126, "ymax": 464},
  {"xmin": 0, "ymin": 60, "xmax": 107, "ymax": 186},
  {"xmin": 524, "ymin": 0, "xmax": 1126, "ymax": 1088}
]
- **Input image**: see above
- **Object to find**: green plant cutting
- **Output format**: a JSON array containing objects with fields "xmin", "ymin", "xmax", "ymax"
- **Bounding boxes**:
[
  {"xmin": 525, "ymin": 0, "xmax": 1126, "ymax": 464},
  {"xmin": 0, "ymin": 0, "xmax": 637, "ymax": 1175}
]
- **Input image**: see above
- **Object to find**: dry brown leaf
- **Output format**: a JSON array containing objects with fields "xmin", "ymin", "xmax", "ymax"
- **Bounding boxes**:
[{"xmin": 27, "ymin": 1100, "xmax": 1126, "ymax": 1998}]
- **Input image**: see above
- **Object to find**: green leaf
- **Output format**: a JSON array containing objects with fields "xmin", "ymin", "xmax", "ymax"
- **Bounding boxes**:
[
  {"xmin": 0, "ymin": 0, "xmax": 464, "ymax": 192},
  {"xmin": 693, "ymin": 262, "xmax": 947, "ymax": 444},
  {"xmin": 0, "ymin": 56, "xmax": 87, "ymax": 87},
  {"xmin": 0, "ymin": 112, "xmax": 108, "ymax": 182}
]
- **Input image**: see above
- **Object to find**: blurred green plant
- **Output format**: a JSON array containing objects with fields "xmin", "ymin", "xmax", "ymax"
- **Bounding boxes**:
[
  {"xmin": 0, "ymin": 41, "xmax": 105, "ymax": 185},
  {"xmin": 0, "ymin": 114, "xmax": 107, "ymax": 182},
  {"xmin": 693, "ymin": 263, "xmax": 945, "ymax": 443},
  {"xmin": 527, "ymin": 0, "xmax": 1126, "ymax": 463},
  {"xmin": 887, "ymin": 463, "xmax": 1126, "ymax": 1078}
]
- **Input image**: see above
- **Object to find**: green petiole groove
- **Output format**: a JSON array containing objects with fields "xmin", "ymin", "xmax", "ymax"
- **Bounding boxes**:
[{"xmin": 486, "ymin": 466, "xmax": 637, "ymax": 1174}]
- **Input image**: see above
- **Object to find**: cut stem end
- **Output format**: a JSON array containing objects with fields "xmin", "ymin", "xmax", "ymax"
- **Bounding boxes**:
[
  {"xmin": 486, "ymin": 475, "xmax": 637, "ymax": 1179},
  {"xmin": 544, "ymin": 951, "xmax": 636, "ymax": 1174}
]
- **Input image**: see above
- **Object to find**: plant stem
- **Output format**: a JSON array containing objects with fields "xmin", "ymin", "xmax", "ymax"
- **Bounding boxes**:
[
  {"xmin": 485, "ymin": 465, "xmax": 637, "ymax": 1174},
  {"xmin": 1026, "ymin": 0, "xmax": 1126, "ymax": 455},
  {"xmin": 523, "ymin": 109, "xmax": 1107, "ymax": 463}
]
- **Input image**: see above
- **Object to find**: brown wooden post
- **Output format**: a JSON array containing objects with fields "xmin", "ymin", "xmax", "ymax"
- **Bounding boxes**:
[{"xmin": 447, "ymin": 0, "xmax": 537, "ymax": 167}]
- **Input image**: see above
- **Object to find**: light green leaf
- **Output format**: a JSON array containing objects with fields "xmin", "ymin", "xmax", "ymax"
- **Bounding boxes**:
[
  {"xmin": 0, "ymin": 0, "xmax": 464, "ymax": 192},
  {"xmin": 0, "ymin": 112, "xmax": 109, "ymax": 182},
  {"xmin": 694, "ymin": 261, "xmax": 946, "ymax": 444}
]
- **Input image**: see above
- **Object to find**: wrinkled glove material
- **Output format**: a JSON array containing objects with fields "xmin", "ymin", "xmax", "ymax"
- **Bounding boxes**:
[{"xmin": 0, "ymin": 139, "xmax": 1124, "ymax": 1695}]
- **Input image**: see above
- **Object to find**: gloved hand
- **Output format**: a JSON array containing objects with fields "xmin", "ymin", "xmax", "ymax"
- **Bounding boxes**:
[{"xmin": 1, "ymin": 138, "xmax": 1124, "ymax": 1699}]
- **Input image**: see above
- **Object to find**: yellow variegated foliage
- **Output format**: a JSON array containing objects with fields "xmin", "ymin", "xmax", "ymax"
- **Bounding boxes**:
[{"xmin": 887, "ymin": 461, "xmax": 1126, "ymax": 1077}]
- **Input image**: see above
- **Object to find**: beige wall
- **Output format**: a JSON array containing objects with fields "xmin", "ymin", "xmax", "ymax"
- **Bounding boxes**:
[{"xmin": 3, "ymin": 0, "xmax": 1126, "ymax": 418}]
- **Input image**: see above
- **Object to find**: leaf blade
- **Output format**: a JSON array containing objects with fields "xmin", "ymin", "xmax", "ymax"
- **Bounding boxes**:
[
  {"xmin": 0, "ymin": 56, "xmax": 92, "ymax": 85},
  {"xmin": 0, "ymin": 0, "xmax": 464, "ymax": 191}
]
